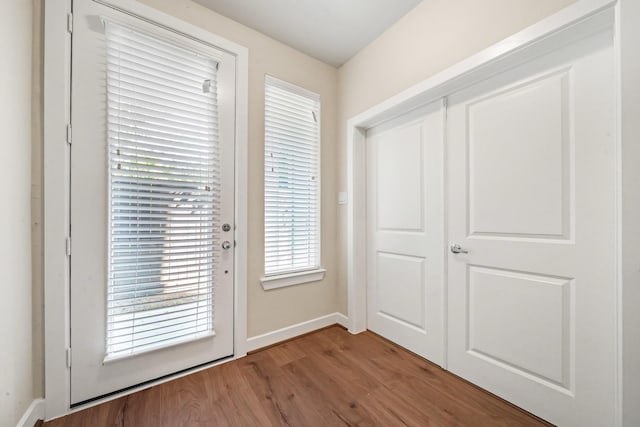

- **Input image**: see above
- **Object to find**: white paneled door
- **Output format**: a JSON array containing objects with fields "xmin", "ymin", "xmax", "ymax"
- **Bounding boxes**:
[
  {"xmin": 70, "ymin": 0, "xmax": 236, "ymax": 404},
  {"xmin": 447, "ymin": 30, "xmax": 616, "ymax": 426},
  {"xmin": 366, "ymin": 101, "xmax": 445, "ymax": 365}
]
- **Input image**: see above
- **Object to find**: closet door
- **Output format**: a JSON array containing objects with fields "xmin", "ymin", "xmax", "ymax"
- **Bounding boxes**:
[
  {"xmin": 447, "ymin": 29, "xmax": 616, "ymax": 426},
  {"xmin": 366, "ymin": 101, "xmax": 445, "ymax": 365}
]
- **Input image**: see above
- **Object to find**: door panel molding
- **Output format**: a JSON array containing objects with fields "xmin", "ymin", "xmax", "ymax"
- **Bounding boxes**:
[
  {"xmin": 466, "ymin": 265, "xmax": 574, "ymax": 392},
  {"xmin": 465, "ymin": 68, "xmax": 572, "ymax": 241}
]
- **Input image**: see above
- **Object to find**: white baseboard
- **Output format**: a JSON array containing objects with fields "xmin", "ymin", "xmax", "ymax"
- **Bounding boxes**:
[
  {"xmin": 16, "ymin": 398, "xmax": 45, "ymax": 427},
  {"xmin": 335, "ymin": 312, "xmax": 350, "ymax": 329},
  {"xmin": 246, "ymin": 312, "xmax": 351, "ymax": 352}
]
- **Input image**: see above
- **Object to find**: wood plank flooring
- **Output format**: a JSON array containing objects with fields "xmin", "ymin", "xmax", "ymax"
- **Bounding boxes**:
[{"xmin": 44, "ymin": 326, "xmax": 551, "ymax": 426}]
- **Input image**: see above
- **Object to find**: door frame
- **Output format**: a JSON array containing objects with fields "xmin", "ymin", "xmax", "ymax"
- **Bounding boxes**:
[
  {"xmin": 43, "ymin": 0, "xmax": 248, "ymax": 419},
  {"xmin": 346, "ymin": 0, "xmax": 624, "ymax": 424}
]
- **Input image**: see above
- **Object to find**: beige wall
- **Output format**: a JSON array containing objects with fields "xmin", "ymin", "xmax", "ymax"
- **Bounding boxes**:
[
  {"xmin": 137, "ymin": 0, "xmax": 339, "ymax": 338},
  {"xmin": 1, "ymin": 0, "xmax": 34, "ymax": 424},
  {"xmin": 335, "ymin": 0, "xmax": 577, "ymax": 313}
]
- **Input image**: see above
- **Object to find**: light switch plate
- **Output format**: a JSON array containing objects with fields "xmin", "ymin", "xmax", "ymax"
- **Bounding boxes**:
[{"xmin": 338, "ymin": 191, "xmax": 348, "ymax": 205}]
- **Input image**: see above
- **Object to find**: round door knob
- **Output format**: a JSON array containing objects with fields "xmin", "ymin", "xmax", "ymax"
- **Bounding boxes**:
[{"xmin": 221, "ymin": 241, "xmax": 232, "ymax": 250}]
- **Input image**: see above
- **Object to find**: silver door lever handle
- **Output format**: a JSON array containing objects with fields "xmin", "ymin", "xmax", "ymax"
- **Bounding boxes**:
[{"xmin": 450, "ymin": 244, "xmax": 469, "ymax": 254}]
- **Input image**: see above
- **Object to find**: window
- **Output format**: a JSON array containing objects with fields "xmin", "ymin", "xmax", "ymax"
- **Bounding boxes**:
[
  {"xmin": 262, "ymin": 76, "xmax": 324, "ymax": 289},
  {"xmin": 106, "ymin": 22, "xmax": 221, "ymax": 358}
]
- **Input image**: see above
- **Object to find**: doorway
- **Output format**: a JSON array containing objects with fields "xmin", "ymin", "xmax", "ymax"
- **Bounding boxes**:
[{"xmin": 69, "ymin": 0, "xmax": 237, "ymax": 404}]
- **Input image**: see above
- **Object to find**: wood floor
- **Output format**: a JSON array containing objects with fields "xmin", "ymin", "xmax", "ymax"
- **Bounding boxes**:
[{"xmin": 44, "ymin": 326, "xmax": 551, "ymax": 427}]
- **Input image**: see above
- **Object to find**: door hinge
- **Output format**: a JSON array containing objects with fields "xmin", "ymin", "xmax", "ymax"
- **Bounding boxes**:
[
  {"xmin": 66, "ymin": 348, "xmax": 72, "ymax": 368},
  {"xmin": 67, "ymin": 13, "xmax": 73, "ymax": 33},
  {"xmin": 66, "ymin": 124, "xmax": 72, "ymax": 145},
  {"xmin": 65, "ymin": 236, "xmax": 71, "ymax": 256}
]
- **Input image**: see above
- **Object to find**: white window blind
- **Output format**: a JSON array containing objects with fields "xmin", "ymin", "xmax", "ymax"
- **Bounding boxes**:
[
  {"xmin": 264, "ymin": 76, "xmax": 321, "ymax": 276},
  {"xmin": 105, "ymin": 22, "xmax": 221, "ymax": 359}
]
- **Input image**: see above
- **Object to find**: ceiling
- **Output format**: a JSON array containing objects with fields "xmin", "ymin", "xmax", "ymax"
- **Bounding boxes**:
[{"xmin": 193, "ymin": 0, "xmax": 423, "ymax": 67}]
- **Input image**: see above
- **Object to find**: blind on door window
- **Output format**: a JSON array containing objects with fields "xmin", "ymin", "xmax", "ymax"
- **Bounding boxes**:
[
  {"xmin": 105, "ymin": 22, "xmax": 220, "ymax": 359},
  {"xmin": 264, "ymin": 76, "xmax": 321, "ymax": 275}
]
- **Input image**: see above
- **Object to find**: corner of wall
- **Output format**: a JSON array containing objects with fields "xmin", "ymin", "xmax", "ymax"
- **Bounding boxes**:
[
  {"xmin": 0, "ymin": 0, "xmax": 35, "ymax": 425},
  {"xmin": 31, "ymin": 0, "xmax": 45, "ymax": 401}
]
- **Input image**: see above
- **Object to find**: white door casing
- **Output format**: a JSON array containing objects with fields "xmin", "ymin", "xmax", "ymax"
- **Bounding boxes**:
[
  {"xmin": 70, "ymin": 0, "xmax": 236, "ymax": 404},
  {"xmin": 366, "ymin": 101, "xmax": 445, "ymax": 365},
  {"xmin": 447, "ymin": 28, "xmax": 616, "ymax": 426}
]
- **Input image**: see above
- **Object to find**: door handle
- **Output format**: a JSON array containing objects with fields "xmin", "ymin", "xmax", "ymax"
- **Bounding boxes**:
[
  {"xmin": 450, "ymin": 244, "xmax": 469, "ymax": 254},
  {"xmin": 221, "ymin": 241, "xmax": 232, "ymax": 250}
]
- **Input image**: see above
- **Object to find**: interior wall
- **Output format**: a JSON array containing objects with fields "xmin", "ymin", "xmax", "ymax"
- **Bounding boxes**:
[
  {"xmin": 335, "ymin": 0, "xmax": 577, "ymax": 313},
  {"xmin": 0, "ymin": 0, "xmax": 34, "ymax": 424}
]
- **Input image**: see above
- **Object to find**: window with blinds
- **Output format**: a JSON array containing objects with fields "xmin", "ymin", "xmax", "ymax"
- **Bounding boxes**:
[
  {"xmin": 264, "ymin": 76, "xmax": 321, "ymax": 276},
  {"xmin": 105, "ymin": 22, "xmax": 221, "ymax": 359}
]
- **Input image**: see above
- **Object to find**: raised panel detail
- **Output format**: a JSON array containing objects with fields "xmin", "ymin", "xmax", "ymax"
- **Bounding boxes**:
[
  {"xmin": 376, "ymin": 124, "xmax": 423, "ymax": 231},
  {"xmin": 467, "ymin": 266, "xmax": 572, "ymax": 389},
  {"xmin": 377, "ymin": 252, "xmax": 425, "ymax": 330},
  {"xmin": 467, "ymin": 71, "xmax": 571, "ymax": 239}
]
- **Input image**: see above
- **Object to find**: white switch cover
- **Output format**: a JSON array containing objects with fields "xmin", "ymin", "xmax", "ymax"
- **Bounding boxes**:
[{"xmin": 338, "ymin": 192, "xmax": 348, "ymax": 205}]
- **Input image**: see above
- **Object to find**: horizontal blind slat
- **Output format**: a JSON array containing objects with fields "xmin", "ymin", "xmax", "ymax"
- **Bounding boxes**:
[
  {"xmin": 107, "ymin": 114, "xmax": 215, "ymax": 140},
  {"xmin": 109, "ymin": 122, "xmax": 218, "ymax": 146},
  {"xmin": 107, "ymin": 88, "xmax": 216, "ymax": 121},
  {"xmin": 107, "ymin": 105, "xmax": 215, "ymax": 129},
  {"xmin": 108, "ymin": 290, "xmax": 212, "ymax": 312},
  {"xmin": 110, "ymin": 280, "xmax": 214, "ymax": 299},
  {"xmin": 108, "ymin": 328, "xmax": 212, "ymax": 355},
  {"xmin": 112, "ymin": 267, "xmax": 214, "ymax": 282},
  {"xmin": 107, "ymin": 31, "xmax": 218, "ymax": 73},
  {"xmin": 108, "ymin": 311, "xmax": 209, "ymax": 333},
  {"xmin": 106, "ymin": 57, "xmax": 217, "ymax": 93},
  {"xmin": 107, "ymin": 75, "xmax": 217, "ymax": 110}
]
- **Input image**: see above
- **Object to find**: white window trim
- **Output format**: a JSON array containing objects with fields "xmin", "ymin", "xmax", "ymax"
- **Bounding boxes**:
[
  {"xmin": 265, "ymin": 74, "xmax": 321, "ymax": 102},
  {"xmin": 262, "ymin": 75, "xmax": 323, "ymax": 290},
  {"xmin": 260, "ymin": 268, "xmax": 327, "ymax": 290},
  {"xmin": 44, "ymin": 0, "xmax": 248, "ymax": 418}
]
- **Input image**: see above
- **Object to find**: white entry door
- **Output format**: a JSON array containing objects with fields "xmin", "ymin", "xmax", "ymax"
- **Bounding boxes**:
[
  {"xmin": 70, "ymin": 0, "xmax": 236, "ymax": 404},
  {"xmin": 447, "ymin": 30, "xmax": 616, "ymax": 426},
  {"xmin": 366, "ymin": 101, "xmax": 445, "ymax": 365}
]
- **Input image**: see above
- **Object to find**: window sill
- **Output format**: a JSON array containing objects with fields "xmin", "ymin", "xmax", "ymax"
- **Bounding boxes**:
[{"xmin": 260, "ymin": 268, "xmax": 326, "ymax": 291}]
